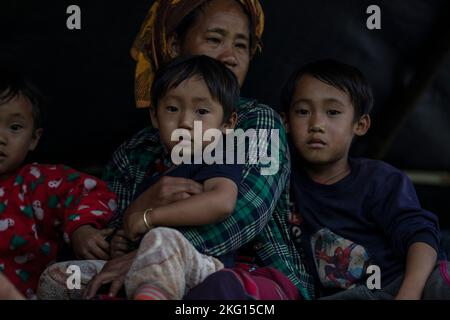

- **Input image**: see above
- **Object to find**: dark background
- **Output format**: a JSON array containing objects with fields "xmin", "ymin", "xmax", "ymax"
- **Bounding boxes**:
[{"xmin": 1, "ymin": 0, "xmax": 449, "ymax": 229}]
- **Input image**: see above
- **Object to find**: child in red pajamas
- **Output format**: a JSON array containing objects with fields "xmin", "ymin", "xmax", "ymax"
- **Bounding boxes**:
[{"xmin": 0, "ymin": 69, "xmax": 117, "ymax": 298}]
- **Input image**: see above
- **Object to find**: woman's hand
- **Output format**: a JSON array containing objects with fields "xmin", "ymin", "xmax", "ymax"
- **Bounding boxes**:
[
  {"xmin": 123, "ymin": 209, "xmax": 149, "ymax": 242},
  {"xmin": 71, "ymin": 225, "xmax": 113, "ymax": 260},
  {"xmin": 83, "ymin": 250, "xmax": 137, "ymax": 299},
  {"xmin": 110, "ymin": 229, "xmax": 132, "ymax": 258}
]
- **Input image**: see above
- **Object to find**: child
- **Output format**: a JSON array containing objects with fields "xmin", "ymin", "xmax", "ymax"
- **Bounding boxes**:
[
  {"xmin": 123, "ymin": 54, "xmax": 242, "ymax": 241},
  {"xmin": 119, "ymin": 55, "xmax": 244, "ymax": 300},
  {"xmin": 281, "ymin": 59, "xmax": 450, "ymax": 299},
  {"xmin": 0, "ymin": 68, "xmax": 117, "ymax": 298}
]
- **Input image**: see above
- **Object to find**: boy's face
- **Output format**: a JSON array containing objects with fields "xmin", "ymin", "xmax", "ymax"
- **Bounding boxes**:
[
  {"xmin": 285, "ymin": 74, "xmax": 370, "ymax": 166},
  {"xmin": 151, "ymin": 76, "xmax": 236, "ymax": 155},
  {"xmin": 0, "ymin": 94, "xmax": 41, "ymax": 179}
]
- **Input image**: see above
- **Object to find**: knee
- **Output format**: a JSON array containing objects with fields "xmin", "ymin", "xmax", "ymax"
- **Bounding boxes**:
[{"xmin": 140, "ymin": 227, "xmax": 190, "ymax": 252}]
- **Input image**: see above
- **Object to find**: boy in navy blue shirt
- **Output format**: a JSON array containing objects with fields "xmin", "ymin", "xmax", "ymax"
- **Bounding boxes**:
[
  {"xmin": 118, "ymin": 55, "xmax": 245, "ymax": 299},
  {"xmin": 124, "ymin": 55, "xmax": 243, "ymax": 241},
  {"xmin": 281, "ymin": 59, "xmax": 450, "ymax": 299}
]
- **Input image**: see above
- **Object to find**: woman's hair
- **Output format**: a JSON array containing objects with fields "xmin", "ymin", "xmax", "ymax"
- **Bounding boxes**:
[
  {"xmin": 0, "ymin": 67, "xmax": 43, "ymax": 129},
  {"xmin": 174, "ymin": 0, "xmax": 255, "ymax": 54},
  {"xmin": 151, "ymin": 55, "xmax": 240, "ymax": 122},
  {"xmin": 281, "ymin": 59, "xmax": 374, "ymax": 120}
]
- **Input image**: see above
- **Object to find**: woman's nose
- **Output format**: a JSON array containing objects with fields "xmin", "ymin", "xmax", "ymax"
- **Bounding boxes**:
[{"xmin": 217, "ymin": 43, "xmax": 238, "ymax": 68}]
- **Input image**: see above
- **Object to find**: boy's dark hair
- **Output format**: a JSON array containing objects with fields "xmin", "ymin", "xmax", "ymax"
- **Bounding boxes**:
[
  {"xmin": 0, "ymin": 67, "xmax": 43, "ymax": 130},
  {"xmin": 281, "ymin": 59, "xmax": 374, "ymax": 120},
  {"xmin": 151, "ymin": 55, "xmax": 240, "ymax": 122}
]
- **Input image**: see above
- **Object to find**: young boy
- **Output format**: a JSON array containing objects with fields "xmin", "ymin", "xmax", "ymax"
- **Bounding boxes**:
[
  {"xmin": 282, "ymin": 59, "xmax": 450, "ymax": 299},
  {"xmin": 123, "ymin": 54, "xmax": 241, "ymax": 240},
  {"xmin": 0, "ymin": 68, "xmax": 117, "ymax": 298},
  {"xmin": 118, "ymin": 55, "xmax": 244, "ymax": 300}
]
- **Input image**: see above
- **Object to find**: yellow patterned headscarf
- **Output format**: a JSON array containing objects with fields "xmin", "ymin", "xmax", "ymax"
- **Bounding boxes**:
[{"xmin": 131, "ymin": 0, "xmax": 265, "ymax": 108}]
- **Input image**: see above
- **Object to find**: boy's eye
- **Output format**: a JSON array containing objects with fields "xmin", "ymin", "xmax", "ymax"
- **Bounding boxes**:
[
  {"xmin": 197, "ymin": 108, "xmax": 209, "ymax": 115},
  {"xmin": 295, "ymin": 109, "xmax": 309, "ymax": 116},
  {"xmin": 166, "ymin": 106, "xmax": 178, "ymax": 113},
  {"xmin": 327, "ymin": 110, "xmax": 341, "ymax": 116}
]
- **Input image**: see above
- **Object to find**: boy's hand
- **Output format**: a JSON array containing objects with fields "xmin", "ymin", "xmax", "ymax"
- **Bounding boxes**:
[
  {"xmin": 394, "ymin": 242, "xmax": 437, "ymax": 300},
  {"xmin": 71, "ymin": 225, "xmax": 113, "ymax": 260},
  {"xmin": 128, "ymin": 177, "xmax": 203, "ymax": 214},
  {"xmin": 123, "ymin": 210, "xmax": 149, "ymax": 242},
  {"xmin": 110, "ymin": 229, "xmax": 131, "ymax": 258}
]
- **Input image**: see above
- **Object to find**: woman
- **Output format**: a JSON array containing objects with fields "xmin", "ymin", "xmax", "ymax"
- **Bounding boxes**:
[{"xmin": 38, "ymin": 0, "xmax": 314, "ymax": 300}]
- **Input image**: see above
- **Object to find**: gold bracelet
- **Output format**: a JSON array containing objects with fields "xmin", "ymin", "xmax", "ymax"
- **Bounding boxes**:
[{"xmin": 143, "ymin": 208, "xmax": 154, "ymax": 230}]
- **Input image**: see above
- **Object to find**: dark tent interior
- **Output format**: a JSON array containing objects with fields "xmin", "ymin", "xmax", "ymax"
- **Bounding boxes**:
[{"xmin": 1, "ymin": 0, "xmax": 450, "ymax": 249}]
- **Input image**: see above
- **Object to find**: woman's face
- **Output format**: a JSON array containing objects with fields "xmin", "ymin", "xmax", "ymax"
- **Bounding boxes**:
[{"xmin": 178, "ymin": 0, "xmax": 251, "ymax": 87}]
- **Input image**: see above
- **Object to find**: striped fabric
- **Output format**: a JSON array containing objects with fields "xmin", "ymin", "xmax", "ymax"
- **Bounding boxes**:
[{"xmin": 134, "ymin": 284, "xmax": 168, "ymax": 300}]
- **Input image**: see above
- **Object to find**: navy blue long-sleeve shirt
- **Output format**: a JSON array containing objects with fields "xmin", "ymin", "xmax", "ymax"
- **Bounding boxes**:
[{"xmin": 289, "ymin": 158, "xmax": 440, "ymax": 295}]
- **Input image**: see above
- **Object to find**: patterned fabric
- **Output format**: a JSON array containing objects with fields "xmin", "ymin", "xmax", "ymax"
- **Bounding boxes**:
[
  {"xmin": 125, "ymin": 227, "xmax": 224, "ymax": 299},
  {"xmin": 102, "ymin": 98, "xmax": 315, "ymax": 299},
  {"xmin": 37, "ymin": 260, "xmax": 106, "ymax": 300},
  {"xmin": 0, "ymin": 163, "xmax": 116, "ymax": 298},
  {"xmin": 311, "ymin": 228, "xmax": 371, "ymax": 289},
  {"xmin": 131, "ymin": 0, "xmax": 264, "ymax": 108}
]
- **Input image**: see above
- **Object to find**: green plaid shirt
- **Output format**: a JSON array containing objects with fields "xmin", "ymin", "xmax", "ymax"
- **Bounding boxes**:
[{"xmin": 102, "ymin": 98, "xmax": 314, "ymax": 299}]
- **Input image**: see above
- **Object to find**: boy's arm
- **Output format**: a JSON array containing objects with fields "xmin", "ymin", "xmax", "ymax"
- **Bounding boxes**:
[
  {"xmin": 395, "ymin": 242, "xmax": 437, "ymax": 300},
  {"xmin": 370, "ymin": 168, "xmax": 440, "ymax": 298},
  {"xmin": 124, "ymin": 177, "xmax": 238, "ymax": 241},
  {"xmin": 60, "ymin": 169, "xmax": 116, "ymax": 239},
  {"xmin": 371, "ymin": 170, "xmax": 440, "ymax": 255},
  {"xmin": 178, "ymin": 102, "xmax": 291, "ymax": 256},
  {"xmin": 42, "ymin": 165, "xmax": 117, "ymax": 259}
]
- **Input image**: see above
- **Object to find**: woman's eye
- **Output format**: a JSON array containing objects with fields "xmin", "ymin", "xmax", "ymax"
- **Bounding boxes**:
[
  {"xmin": 235, "ymin": 42, "xmax": 248, "ymax": 50},
  {"xmin": 166, "ymin": 106, "xmax": 178, "ymax": 112},
  {"xmin": 206, "ymin": 37, "xmax": 221, "ymax": 44},
  {"xmin": 197, "ymin": 108, "xmax": 209, "ymax": 115}
]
